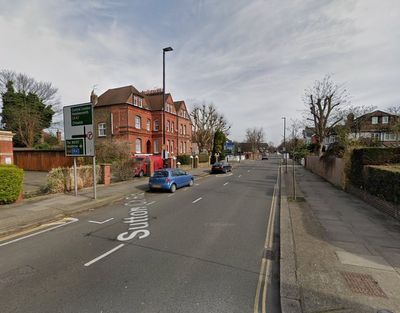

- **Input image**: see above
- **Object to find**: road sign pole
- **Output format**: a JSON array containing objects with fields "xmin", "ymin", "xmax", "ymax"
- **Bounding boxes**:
[
  {"xmin": 93, "ymin": 156, "xmax": 97, "ymax": 200},
  {"xmin": 73, "ymin": 157, "xmax": 78, "ymax": 196}
]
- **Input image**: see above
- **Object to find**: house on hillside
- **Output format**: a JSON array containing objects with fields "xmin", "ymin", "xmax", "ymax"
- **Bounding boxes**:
[
  {"xmin": 349, "ymin": 110, "xmax": 399, "ymax": 146},
  {"xmin": 92, "ymin": 86, "xmax": 193, "ymax": 156}
]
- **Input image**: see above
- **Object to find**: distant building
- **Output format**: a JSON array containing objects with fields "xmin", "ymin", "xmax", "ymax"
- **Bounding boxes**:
[
  {"xmin": 302, "ymin": 127, "xmax": 318, "ymax": 145},
  {"xmin": 93, "ymin": 85, "xmax": 193, "ymax": 156}
]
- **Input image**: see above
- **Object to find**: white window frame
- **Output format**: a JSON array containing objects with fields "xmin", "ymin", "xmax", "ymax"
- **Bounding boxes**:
[
  {"xmin": 146, "ymin": 119, "xmax": 151, "ymax": 131},
  {"xmin": 135, "ymin": 116, "xmax": 141, "ymax": 129},
  {"xmin": 382, "ymin": 116, "xmax": 389, "ymax": 124},
  {"xmin": 135, "ymin": 138, "xmax": 142, "ymax": 153},
  {"xmin": 171, "ymin": 122, "xmax": 174, "ymax": 133},
  {"xmin": 167, "ymin": 121, "xmax": 170, "ymax": 132},
  {"xmin": 98, "ymin": 123, "xmax": 106, "ymax": 137},
  {"xmin": 154, "ymin": 120, "xmax": 159, "ymax": 131},
  {"xmin": 184, "ymin": 125, "xmax": 187, "ymax": 135},
  {"xmin": 171, "ymin": 140, "xmax": 174, "ymax": 153},
  {"xmin": 372, "ymin": 116, "xmax": 378, "ymax": 124},
  {"xmin": 154, "ymin": 140, "xmax": 159, "ymax": 153}
]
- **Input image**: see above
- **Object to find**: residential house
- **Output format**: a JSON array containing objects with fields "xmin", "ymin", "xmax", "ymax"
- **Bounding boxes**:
[
  {"xmin": 93, "ymin": 85, "xmax": 193, "ymax": 156},
  {"xmin": 349, "ymin": 110, "xmax": 399, "ymax": 146}
]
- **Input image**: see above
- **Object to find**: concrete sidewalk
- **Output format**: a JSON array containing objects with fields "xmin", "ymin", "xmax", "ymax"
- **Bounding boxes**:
[
  {"xmin": 0, "ymin": 166, "xmax": 211, "ymax": 238},
  {"xmin": 280, "ymin": 165, "xmax": 400, "ymax": 313}
]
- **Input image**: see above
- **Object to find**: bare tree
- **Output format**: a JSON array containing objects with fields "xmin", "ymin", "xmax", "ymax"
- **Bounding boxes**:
[
  {"xmin": 190, "ymin": 103, "xmax": 230, "ymax": 153},
  {"xmin": 245, "ymin": 127, "xmax": 268, "ymax": 157},
  {"xmin": 304, "ymin": 75, "xmax": 349, "ymax": 155},
  {"xmin": 387, "ymin": 105, "xmax": 400, "ymax": 115},
  {"xmin": 0, "ymin": 69, "xmax": 60, "ymax": 108}
]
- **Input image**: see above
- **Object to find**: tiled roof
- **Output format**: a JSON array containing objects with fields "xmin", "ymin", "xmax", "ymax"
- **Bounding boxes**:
[
  {"xmin": 96, "ymin": 85, "xmax": 144, "ymax": 107},
  {"xmin": 145, "ymin": 93, "xmax": 172, "ymax": 111}
]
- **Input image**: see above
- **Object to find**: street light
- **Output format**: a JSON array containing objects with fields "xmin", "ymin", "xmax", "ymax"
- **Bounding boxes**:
[
  {"xmin": 162, "ymin": 46, "xmax": 173, "ymax": 160},
  {"xmin": 282, "ymin": 117, "xmax": 287, "ymax": 173}
]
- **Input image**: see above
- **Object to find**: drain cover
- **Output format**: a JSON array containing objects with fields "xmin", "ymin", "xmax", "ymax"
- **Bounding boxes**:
[
  {"xmin": 341, "ymin": 272, "xmax": 387, "ymax": 298},
  {"xmin": 263, "ymin": 248, "xmax": 274, "ymax": 260}
]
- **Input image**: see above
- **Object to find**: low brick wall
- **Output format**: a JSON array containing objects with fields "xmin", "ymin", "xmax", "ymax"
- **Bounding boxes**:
[
  {"xmin": 305, "ymin": 156, "xmax": 345, "ymax": 189},
  {"xmin": 346, "ymin": 184, "xmax": 400, "ymax": 221}
]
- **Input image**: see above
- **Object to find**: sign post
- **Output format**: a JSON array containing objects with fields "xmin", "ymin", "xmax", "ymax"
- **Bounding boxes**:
[{"xmin": 63, "ymin": 103, "xmax": 96, "ymax": 199}]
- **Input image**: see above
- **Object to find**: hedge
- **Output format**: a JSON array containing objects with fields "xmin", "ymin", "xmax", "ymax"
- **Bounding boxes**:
[
  {"xmin": 0, "ymin": 165, "xmax": 24, "ymax": 204},
  {"xmin": 348, "ymin": 147, "xmax": 400, "ymax": 187},
  {"xmin": 176, "ymin": 155, "xmax": 191, "ymax": 165},
  {"xmin": 364, "ymin": 165, "xmax": 400, "ymax": 204}
]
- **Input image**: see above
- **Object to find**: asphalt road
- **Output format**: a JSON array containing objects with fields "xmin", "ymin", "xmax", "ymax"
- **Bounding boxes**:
[{"xmin": 0, "ymin": 159, "xmax": 280, "ymax": 313}]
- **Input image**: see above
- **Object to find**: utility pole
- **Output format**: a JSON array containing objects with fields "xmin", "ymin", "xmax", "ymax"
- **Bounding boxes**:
[
  {"xmin": 282, "ymin": 117, "xmax": 287, "ymax": 173},
  {"xmin": 162, "ymin": 47, "xmax": 173, "ymax": 161}
]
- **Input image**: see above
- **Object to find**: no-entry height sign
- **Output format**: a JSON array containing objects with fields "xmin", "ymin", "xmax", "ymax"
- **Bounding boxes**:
[{"xmin": 63, "ymin": 103, "xmax": 95, "ymax": 156}]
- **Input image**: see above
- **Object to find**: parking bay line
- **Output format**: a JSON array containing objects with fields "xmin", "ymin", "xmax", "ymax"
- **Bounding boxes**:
[
  {"xmin": 223, "ymin": 182, "xmax": 229, "ymax": 186},
  {"xmin": 192, "ymin": 197, "xmax": 203, "ymax": 204},
  {"xmin": 88, "ymin": 218, "xmax": 114, "ymax": 224},
  {"xmin": 84, "ymin": 243, "xmax": 125, "ymax": 267},
  {"xmin": 146, "ymin": 201, "xmax": 156, "ymax": 206}
]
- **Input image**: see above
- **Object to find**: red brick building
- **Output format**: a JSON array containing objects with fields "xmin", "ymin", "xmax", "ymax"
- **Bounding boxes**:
[{"xmin": 93, "ymin": 86, "xmax": 192, "ymax": 156}]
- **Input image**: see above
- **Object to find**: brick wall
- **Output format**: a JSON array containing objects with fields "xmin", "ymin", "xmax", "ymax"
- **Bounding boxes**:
[{"xmin": 0, "ymin": 131, "xmax": 14, "ymax": 165}]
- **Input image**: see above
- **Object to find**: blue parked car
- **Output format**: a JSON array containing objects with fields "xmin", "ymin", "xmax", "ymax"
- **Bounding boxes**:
[{"xmin": 148, "ymin": 168, "xmax": 194, "ymax": 193}]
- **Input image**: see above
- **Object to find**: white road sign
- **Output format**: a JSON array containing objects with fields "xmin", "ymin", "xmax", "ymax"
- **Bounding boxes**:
[{"xmin": 63, "ymin": 103, "xmax": 95, "ymax": 156}]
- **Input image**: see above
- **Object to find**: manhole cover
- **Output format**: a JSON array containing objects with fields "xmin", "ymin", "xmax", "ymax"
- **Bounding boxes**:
[{"xmin": 341, "ymin": 272, "xmax": 387, "ymax": 298}]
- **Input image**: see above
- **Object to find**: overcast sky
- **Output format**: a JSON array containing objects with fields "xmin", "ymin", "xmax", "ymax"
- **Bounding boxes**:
[{"xmin": 1, "ymin": 0, "xmax": 399, "ymax": 144}]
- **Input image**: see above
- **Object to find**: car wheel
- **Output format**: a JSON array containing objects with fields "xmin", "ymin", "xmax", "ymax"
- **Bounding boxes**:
[
  {"xmin": 170, "ymin": 183, "xmax": 177, "ymax": 193},
  {"xmin": 188, "ymin": 179, "xmax": 194, "ymax": 187},
  {"xmin": 139, "ymin": 170, "xmax": 144, "ymax": 177}
]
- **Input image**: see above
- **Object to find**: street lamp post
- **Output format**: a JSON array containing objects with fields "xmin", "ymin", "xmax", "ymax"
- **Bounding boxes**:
[
  {"xmin": 282, "ymin": 117, "xmax": 287, "ymax": 173},
  {"xmin": 162, "ymin": 46, "xmax": 173, "ymax": 161}
]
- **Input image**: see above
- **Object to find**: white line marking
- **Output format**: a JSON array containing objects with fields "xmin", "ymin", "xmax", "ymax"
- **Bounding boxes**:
[
  {"xmin": 0, "ymin": 218, "xmax": 79, "ymax": 247},
  {"xmin": 195, "ymin": 183, "xmax": 200, "ymax": 186},
  {"xmin": 223, "ymin": 182, "xmax": 229, "ymax": 186},
  {"xmin": 88, "ymin": 218, "xmax": 114, "ymax": 224},
  {"xmin": 146, "ymin": 201, "xmax": 156, "ymax": 206},
  {"xmin": 84, "ymin": 244, "xmax": 125, "ymax": 267},
  {"xmin": 247, "ymin": 170, "xmax": 250, "ymax": 172},
  {"xmin": 192, "ymin": 197, "xmax": 203, "ymax": 204},
  {"xmin": 167, "ymin": 194, "xmax": 175, "ymax": 198},
  {"xmin": 238, "ymin": 174, "xmax": 242, "ymax": 178}
]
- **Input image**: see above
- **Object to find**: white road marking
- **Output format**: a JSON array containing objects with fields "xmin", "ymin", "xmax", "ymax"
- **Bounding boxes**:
[
  {"xmin": 247, "ymin": 170, "xmax": 250, "ymax": 172},
  {"xmin": 238, "ymin": 175, "xmax": 242, "ymax": 178},
  {"xmin": 0, "ymin": 218, "xmax": 79, "ymax": 247},
  {"xmin": 195, "ymin": 183, "xmax": 200, "ymax": 186},
  {"xmin": 146, "ymin": 201, "xmax": 156, "ymax": 206},
  {"xmin": 84, "ymin": 244, "xmax": 125, "ymax": 267},
  {"xmin": 223, "ymin": 182, "xmax": 229, "ymax": 186},
  {"xmin": 167, "ymin": 194, "xmax": 175, "ymax": 198},
  {"xmin": 88, "ymin": 218, "xmax": 114, "ymax": 224},
  {"xmin": 192, "ymin": 197, "xmax": 203, "ymax": 204}
]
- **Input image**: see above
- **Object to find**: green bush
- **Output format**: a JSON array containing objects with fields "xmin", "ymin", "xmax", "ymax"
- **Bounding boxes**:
[
  {"xmin": 177, "ymin": 155, "xmax": 191, "ymax": 165},
  {"xmin": 0, "ymin": 165, "xmax": 24, "ymax": 204},
  {"xmin": 364, "ymin": 165, "xmax": 400, "ymax": 204},
  {"xmin": 348, "ymin": 147, "xmax": 400, "ymax": 187}
]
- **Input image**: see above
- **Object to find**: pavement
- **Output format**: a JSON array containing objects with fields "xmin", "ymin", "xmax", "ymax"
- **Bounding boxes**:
[
  {"xmin": 22, "ymin": 171, "xmax": 48, "ymax": 195},
  {"xmin": 0, "ymin": 166, "xmax": 211, "ymax": 239},
  {"xmin": 280, "ymin": 164, "xmax": 400, "ymax": 313}
]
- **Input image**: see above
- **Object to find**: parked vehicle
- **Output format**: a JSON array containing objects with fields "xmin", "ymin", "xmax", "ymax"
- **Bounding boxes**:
[
  {"xmin": 132, "ymin": 155, "xmax": 163, "ymax": 177},
  {"xmin": 211, "ymin": 162, "xmax": 232, "ymax": 174},
  {"xmin": 148, "ymin": 168, "xmax": 194, "ymax": 193}
]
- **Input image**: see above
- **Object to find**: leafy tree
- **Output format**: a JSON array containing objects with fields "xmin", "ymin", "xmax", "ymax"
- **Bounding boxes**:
[
  {"xmin": 1, "ymin": 81, "xmax": 54, "ymax": 147},
  {"xmin": 211, "ymin": 130, "xmax": 226, "ymax": 163},
  {"xmin": 304, "ymin": 75, "xmax": 349, "ymax": 156},
  {"xmin": 190, "ymin": 103, "xmax": 230, "ymax": 153}
]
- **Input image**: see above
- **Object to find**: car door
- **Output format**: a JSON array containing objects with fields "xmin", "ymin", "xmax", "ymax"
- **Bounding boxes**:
[
  {"xmin": 179, "ymin": 169, "xmax": 191, "ymax": 186},
  {"xmin": 172, "ymin": 169, "xmax": 183, "ymax": 187}
]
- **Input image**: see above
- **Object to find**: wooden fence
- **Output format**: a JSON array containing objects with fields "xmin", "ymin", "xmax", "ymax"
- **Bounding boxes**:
[{"xmin": 14, "ymin": 149, "xmax": 73, "ymax": 171}]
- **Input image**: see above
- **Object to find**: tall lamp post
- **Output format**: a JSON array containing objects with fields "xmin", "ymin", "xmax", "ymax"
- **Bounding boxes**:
[
  {"xmin": 162, "ymin": 46, "xmax": 173, "ymax": 161},
  {"xmin": 282, "ymin": 116, "xmax": 287, "ymax": 173}
]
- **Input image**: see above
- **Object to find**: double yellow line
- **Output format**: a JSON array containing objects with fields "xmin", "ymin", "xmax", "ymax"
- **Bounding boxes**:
[{"xmin": 254, "ymin": 166, "xmax": 280, "ymax": 313}]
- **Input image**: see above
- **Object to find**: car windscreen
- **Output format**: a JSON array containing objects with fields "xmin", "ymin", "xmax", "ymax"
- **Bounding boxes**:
[
  {"xmin": 213, "ymin": 163, "xmax": 222, "ymax": 166},
  {"xmin": 152, "ymin": 171, "xmax": 169, "ymax": 177}
]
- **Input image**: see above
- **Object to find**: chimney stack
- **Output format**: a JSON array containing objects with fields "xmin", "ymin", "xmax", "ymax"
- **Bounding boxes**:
[{"xmin": 90, "ymin": 90, "xmax": 98, "ymax": 106}]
